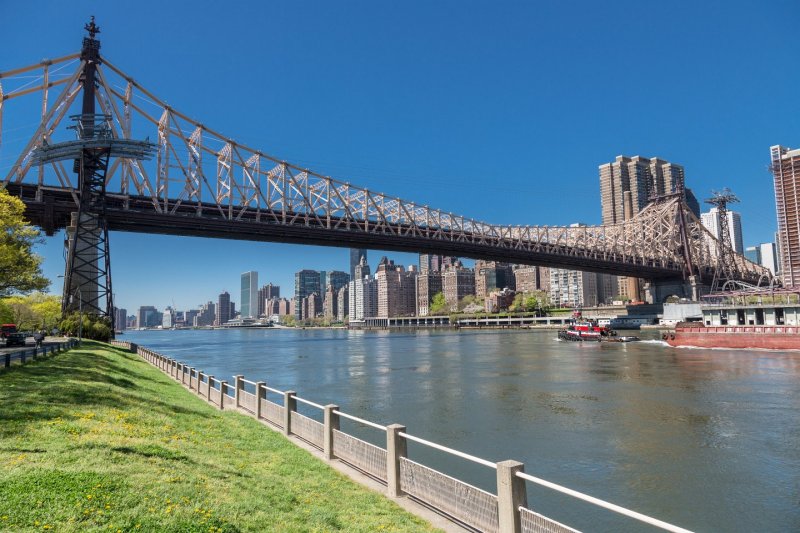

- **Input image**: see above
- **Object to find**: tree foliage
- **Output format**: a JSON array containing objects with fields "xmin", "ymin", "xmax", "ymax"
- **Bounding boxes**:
[
  {"xmin": 0, "ymin": 293, "xmax": 61, "ymax": 331},
  {"xmin": 0, "ymin": 187, "xmax": 49, "ymax": 296},
  {"xmin": 429, "ymin": 292, "xmax": 447, "ymax": 315},
  {"xmin": 59, "ymin": 312, "xmax": 112, "ymax": 342}
]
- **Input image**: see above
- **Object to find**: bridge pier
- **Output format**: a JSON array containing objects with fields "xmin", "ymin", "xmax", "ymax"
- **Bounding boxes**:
[
  {"xmin": 63, "ymin": 212, "xmax": 101, "ymax": 314},
  {"xmin": 644, "ymin": 276, "xmax": 707, "ymax": 303}
]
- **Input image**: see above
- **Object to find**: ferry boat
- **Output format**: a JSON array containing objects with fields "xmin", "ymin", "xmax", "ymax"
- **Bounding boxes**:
[{"xmin": 665, "ymin": 288, "xmax": 800, "ymax": 350}]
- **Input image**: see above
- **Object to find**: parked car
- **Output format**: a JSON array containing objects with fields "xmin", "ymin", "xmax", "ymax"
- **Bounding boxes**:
[
  {"xmin": 1, "ymin": 323, "xmax": 17, "ymax": 340},
  {"xmin": 5, "ymin": 332, "xmax": 27, "ymax": 347}
]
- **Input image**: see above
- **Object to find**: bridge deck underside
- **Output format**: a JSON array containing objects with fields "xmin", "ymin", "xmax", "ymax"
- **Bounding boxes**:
[{"xmin": 13, "ymin": 184, "xmax": 686, "ymax": 280}]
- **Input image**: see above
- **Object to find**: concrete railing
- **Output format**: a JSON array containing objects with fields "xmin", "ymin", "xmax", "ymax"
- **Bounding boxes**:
[
  {"xmin": 2, "ymin": 338, "xmax": 79, "ymax": 369},
  {"xmin": 115, "ymin": 340, "xmax": 693, "ymax": 533}
]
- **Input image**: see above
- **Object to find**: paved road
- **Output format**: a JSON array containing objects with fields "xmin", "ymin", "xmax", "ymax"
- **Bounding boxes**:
[{"xmin": 0, "ymin": 337, "xmax": 71, "ymax": 354}]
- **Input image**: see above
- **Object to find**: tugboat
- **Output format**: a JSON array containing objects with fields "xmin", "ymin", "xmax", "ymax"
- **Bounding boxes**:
[{"xmin": 558, "ymin": 311, "xmax": 639, "ymax": 342}]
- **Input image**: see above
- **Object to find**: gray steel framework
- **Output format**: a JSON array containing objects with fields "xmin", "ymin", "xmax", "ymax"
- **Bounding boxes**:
[{"xmin": 0, "ymin": 54, "xmax": 771, "ymax": 287}]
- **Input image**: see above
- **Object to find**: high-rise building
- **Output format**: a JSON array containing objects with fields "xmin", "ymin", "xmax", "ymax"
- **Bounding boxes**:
[
  {"xmin": 194, "ymin": 301, "xmax": 216, "ymax": 326},
  {"xmin": 416, "ymin": 272, "xmax": 443, "ymax": 316},
  {"xmin": 294, "ymin": 270, "xmax": 321, "ymax": 319},
  {"xmin": 216, "ymin": 291, "xmax": 231, "ymax": 325},
  {"xmin": 549, "ymin": 269, "xmax": 599, "ymax": 308},
  {"xmin": 474, "ymin": 261, "xmax": 514, "ymax": 298},
  {"xmin": 327, "ymin": 271, "xmax": 350, "ymax": 294},
  {"xmin": 184, "ymin": 309, "xmax": 199, "ymax": 327},
  {"xmin": 240, "ymin": 271, "xmax": 258, "ymax": 318},
  {"xmin": 419, "ymin": 253, "xmax": 445, "ymax": 274},
  {"xmin": 337, "ymin": 286, "xmax": 349, "ymax": 322},
  {"xmin": 162, "ymin": 307, "xmax": 175, "ymax": 328},
  {"xmin": 599, "ymin": 156, "xmax": 700, "ymax": 301},
  {"xmin": 770, "ymin": 145, "xmax": 800, "ymax": 287},
  {"xmin": 324, "ymin": 284, "xmax": 338, "ymax": 320},
  {"xmin": 257, "ymin": 283, "xmax": 280, "ymax": 317},
  {"xmin": 136, "ymin": 306, "xmax": 161, "ymax": 328},
  {"xmin": 701, "ymin": 207, "xmax": 744, "ymax": 254},
  {"xmin": 513, "ymin": 266, "xmax": 549, "ymax": 294},
  {"xmin": 354, "ymin": 255, "xmax": 370, "ymax": 280},
  {"xmin": 349, "ymin": 276, "xmax": 378, "ymax": 320},
  {"xmin": 350, "ymin": 249, "xmax": 367, "ymax": 280},
  {"xmin": 442, "ymin": 263, "xmax": 475, "ymax": 311},
  {"xmin": 114, "ymin": 307, "xmax": 127, "ymax": 331}
]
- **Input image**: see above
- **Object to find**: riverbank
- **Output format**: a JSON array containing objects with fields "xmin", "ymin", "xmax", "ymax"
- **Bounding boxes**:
[{"xmin": 0, "ymin": 341, "xmax": 438, "ymax": 532}]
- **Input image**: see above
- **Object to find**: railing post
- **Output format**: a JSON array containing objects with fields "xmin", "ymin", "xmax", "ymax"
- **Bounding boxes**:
[
  {"xmin": 219, "ymin": 380, "xmax": 228, "ymax": 410},
  {"xmin": 386, "ymin": 424, "xmax": 407, "ymax": 498},
  {"xmin": 207, "ymin": 375, "xmax": 214, "ymax": 402},
  {"xmin": 283, "ymin": 390, "xmax": 296, "ymax": 436},
  {"xmin": 234, "ymin": 375, "xmax": 243, "ymax": 408},
  {"xmin": 4, "ymin": 353, "xmax": 10, "ymax": 368},
  {"xmin": 323, "ymin": 404, "xmax": 339, "ymax": 460},
  {"xmin": 255, "ymin": 382, "xmax": 265, "ymax": 420},
  {"xmin": 497, "ymin": 460, "xmax": 527, "ymax": 533},
  {"xmin": 189, "ymin": 368, "xmax": 197, "ymax": 391},
  {"xmin": 21, "ymin": 351, "xmax": 26, "ymax": 364}
]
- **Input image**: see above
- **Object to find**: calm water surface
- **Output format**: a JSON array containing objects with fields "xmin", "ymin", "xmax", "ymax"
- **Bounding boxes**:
[{"xmin": 122, "ymin": 328, "xmax": 800, "ymax": 532}]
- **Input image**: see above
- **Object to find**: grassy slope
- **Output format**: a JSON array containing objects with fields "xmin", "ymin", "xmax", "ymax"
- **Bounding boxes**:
[{"xmin": 0, "ymin": 342, "xmax": 438, "ymax": 533}]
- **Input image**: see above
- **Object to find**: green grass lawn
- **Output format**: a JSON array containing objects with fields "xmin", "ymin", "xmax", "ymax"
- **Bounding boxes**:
[{"xmin": 0, "ymin": 341, "xmax": 439, "ymax": 532}]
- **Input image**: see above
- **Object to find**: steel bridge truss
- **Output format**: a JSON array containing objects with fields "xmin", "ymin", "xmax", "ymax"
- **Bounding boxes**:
[{"xmin": 0, "ymin": 55, "xmax": 770, "ymax": 285}]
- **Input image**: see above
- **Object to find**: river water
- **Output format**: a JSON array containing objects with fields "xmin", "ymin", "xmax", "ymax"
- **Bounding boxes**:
[{"xmin": 121, "ymin": 327, "xmax": 800, "ymax": 532}]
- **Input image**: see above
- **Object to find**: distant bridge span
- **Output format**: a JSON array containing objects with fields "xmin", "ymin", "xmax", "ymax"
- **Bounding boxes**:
[{"xmin": 0, "ymin": 37, "xmax": 770, "ymax": 312}]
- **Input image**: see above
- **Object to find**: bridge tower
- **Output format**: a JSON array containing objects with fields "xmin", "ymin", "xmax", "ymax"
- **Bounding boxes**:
[
  {"xmin": 32, "ymin": 18, "xmax": 154, "ymax": 333},
  {"xmin": 705, "ymin": 188, "xmax": 740, "ymax": 292}
]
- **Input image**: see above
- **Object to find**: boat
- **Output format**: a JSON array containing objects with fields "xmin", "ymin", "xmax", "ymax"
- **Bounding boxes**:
[
  {"xmin": 665, "ymin": 288, "xmax": 800, "ymax": 350},
  {"xmin": 558, "ymin": 312, "xmax": 639, "ymax": 342}
]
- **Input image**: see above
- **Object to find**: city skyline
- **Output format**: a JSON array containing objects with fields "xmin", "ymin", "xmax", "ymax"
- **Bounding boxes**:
[{"xmin": 4, "ymin": 2, "xmax": 798, "ymax": 312}]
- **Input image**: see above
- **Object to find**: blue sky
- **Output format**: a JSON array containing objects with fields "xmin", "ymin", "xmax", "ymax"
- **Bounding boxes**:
[{"xmin": 2, "ymin": 1, "xmax": 798, "ymax": 313}]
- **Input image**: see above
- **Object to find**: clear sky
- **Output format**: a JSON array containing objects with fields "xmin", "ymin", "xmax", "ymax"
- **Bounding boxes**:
[{"xmin": 2, "ymin": 0, "xmax": 798, "ymax": 313}]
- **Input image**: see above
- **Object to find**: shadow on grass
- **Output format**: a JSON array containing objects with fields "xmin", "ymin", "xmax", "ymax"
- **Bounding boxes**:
[
  {"xmin": 0, "ymin": 342, "xmax": 213, "ymax": 439},
  {"xmin": 111, "ymin": 444, "xmax": 193, "ymax": 463}
]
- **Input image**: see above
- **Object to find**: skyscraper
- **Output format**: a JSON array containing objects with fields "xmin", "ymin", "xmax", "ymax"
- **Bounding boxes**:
[
  {"xmin": 240, "ymin": 271, "xmax": 258, "ymax": 318},
  {"xmin": 770, "ymin": 145, "xmax": 800, "ymax": 287},
  {"xmin": 701, "ymin": 207, "xmax": 744, "ymax": 254},
  {"xmin": 216, "ymin": 291, "xmax": 231, "ymax": 325},
  {"xmin": 349, "ymin": 249, "xmax": 367, "ymax": 280},
  {"xmin": 599, "ymin": 155, "xmax": 699, "ymax": 301},
  {"xmin": 294, "ymin": 270, "xmax": 321, "ymax": 319},
  {"xmin": 257, "ymin": 283, "xmax": 280, "ymax": 317}
]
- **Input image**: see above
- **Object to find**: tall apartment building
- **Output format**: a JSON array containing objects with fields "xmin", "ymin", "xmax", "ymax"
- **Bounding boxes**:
[
  {"xmin": 114, "ymin": 307, "xmax": 127, "ymax": 331},
  {"xmin": 375, "ymin": 257, "xmax": 416, "ymax": 318},
  {"xmin": 419, "ymin": 253, "xmax": 446, "ymax": 274},
  {"xmin": 416, "ymin": 272, "xmax": 443, "ymax": 316},
  {"xmin": 294, "ymin": 270, "xmax": 321, "ymax": 319},
  {"xmin": 324, "ymin": 284, "xmax": 338, "ymax": 320},
  {"xmin": 216, "ymin": 291, "xmax": 231, "ymax": 326},
  {"xmin": 240, "ymin": 271, "xmax": 258, "ymax": 318},
  {"xmin": 337, "ymin": 286, "xmax": 349, "ymax": 322},
  {"xmin": 194, "ymin": 302, "xmax": 215, "ymax": 327},
  {"xmin": 549, "ymin": 269, "xmax": 598, "ymax": 308},
  {"xmin": 701, "ymin": 207, "xmax": 744, "ymax": 254},
  {"xmin": 257, "ymin": 283, "xmax": 280, "ymax": 317},
  {"xmin": 326, "ymin": 271, "xmax": 351, "ymax": 294},
  {"xmin": 162, "ymin": 307, "xmax": 175, "ymax": 328},
  {"xmin": 353, "ymin": 255, "xmax": 370, "ymax": 281},
  {"xmin": 136, "ymin": 306, "xmax": 160, "ymax": 328},
  {"xmin": 770, "ymin": 145, "xmax": 800, "ymax": 287},
  {"xmin": 745, "ymin": 242, "xmax": 779, "ymax": 275},
  {"xmin": 474, "ymin": 261, "xmax": 514, "ymax": 298},
  {"xmin": 513, "ymin": 266, "xmax": 549, "ymax": 294},
  {"xmin": 184, "ymin": 309, "xmax": 199, "ymax": 327},
  {"xmin": 599, "ymin": 156, "xmax": 699, "ymax": 301},
  {"xmin": 349, "ymin": 249, "xmax": 367, "ymax": 280},
  {"xmin": 442, "ymin": 265, "xmax": 475, "ymax": 311},
  {"xmin": 348, "ymin": 276, "xmax": 378, "ymax": 320}
]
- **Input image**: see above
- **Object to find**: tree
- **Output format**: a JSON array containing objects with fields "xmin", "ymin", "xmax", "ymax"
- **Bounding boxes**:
[
  {"xmin": 429, "ymin": 292, "xmax": 447, "ymax": 315},
  {"xmin": 59, "ymin": 312, "xmax": 111, "ymax": 341},
  {"xmin": 0, "ymin": 187, "xmax": 49, "ymax": 296}
]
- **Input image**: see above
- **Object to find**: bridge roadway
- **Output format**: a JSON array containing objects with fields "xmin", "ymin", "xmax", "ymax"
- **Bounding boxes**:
[{"xmin": 11, "ymin": 183, "xmax": 688, "ymax": 281}]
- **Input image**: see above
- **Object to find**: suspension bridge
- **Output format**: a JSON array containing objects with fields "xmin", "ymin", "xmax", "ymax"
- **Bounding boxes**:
[{"xmin": 0, "ymin": 21, "xmax": 770, "ymax": 328}]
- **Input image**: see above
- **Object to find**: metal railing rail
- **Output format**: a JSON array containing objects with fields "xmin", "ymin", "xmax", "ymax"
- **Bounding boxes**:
[
  {"xmin": 515, "ymin": 471, "xmax": 693, "ymax": 533},
  {"xmin": 119, "ymin": 340, "xmax": 695, "ymax": 533},
  {"xmin": 3, "ymin": 339, "xmax": 79, "ymax": 369}
]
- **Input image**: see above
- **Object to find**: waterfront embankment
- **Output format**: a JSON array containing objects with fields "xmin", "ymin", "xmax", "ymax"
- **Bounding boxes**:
[{"xmin": 0, "ymin": 341, "xmax": 439, "ymax": 532}]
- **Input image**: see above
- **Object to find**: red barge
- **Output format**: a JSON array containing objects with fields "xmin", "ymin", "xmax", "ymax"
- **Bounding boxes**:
[{"xmin": 665, "ymin": 288, "xmax": 800, "ymax": 350}]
